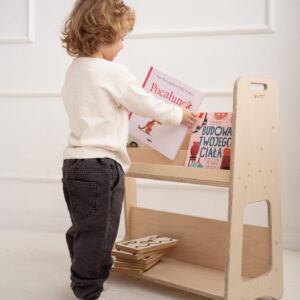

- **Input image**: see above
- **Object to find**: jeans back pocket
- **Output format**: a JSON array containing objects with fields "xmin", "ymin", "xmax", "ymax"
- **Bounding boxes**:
[{"xmin": 66, "ymin": 179, "xmax": 99, "ymax": 223}]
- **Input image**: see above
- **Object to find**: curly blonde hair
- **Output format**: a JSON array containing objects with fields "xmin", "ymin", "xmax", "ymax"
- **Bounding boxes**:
[{"xmin": 61, "ymin": 0, "xmax": 135, "ymax": 57}]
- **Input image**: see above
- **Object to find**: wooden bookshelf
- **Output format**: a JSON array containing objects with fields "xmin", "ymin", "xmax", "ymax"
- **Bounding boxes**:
[{"xmin": 114, "ymin": 78, "xmax": 283, "ymax": 300}]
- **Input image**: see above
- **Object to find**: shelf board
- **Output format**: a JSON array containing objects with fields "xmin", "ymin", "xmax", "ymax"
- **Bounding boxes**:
[
  {"xmin": 127, "ymin": 163, "xmax": 230, "ymax": 187},
  {"xmin": 127, "ymin": 148, "xmax": 230, "ymax": 186},
  {"xmin": 128, "ymin": 258, "xmax": 238, "ymax": 300}
]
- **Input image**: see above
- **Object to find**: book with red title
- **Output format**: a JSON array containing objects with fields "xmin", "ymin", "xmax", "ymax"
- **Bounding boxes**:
[
  {"xmin": 129, "ymin": 67, "xmax": 205, "ymax": 160},
  {"xmin": 185, "ymin": 112, "xmax": 232, "ymax": 169}
]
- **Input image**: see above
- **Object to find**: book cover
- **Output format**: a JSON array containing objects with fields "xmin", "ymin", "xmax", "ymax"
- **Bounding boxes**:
[
  {"xmin": 185, "ymin": 112, "xmax": 232, "ymax": 169},
  {"xmin": 129, "ymin": 67, "xmax": 205, "ymax": 160}
]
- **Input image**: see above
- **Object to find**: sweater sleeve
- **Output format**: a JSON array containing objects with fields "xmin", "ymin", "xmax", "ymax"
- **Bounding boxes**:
[{"xmin": 114, "ymin": 65, "xmax": 183, "ymax": 126}]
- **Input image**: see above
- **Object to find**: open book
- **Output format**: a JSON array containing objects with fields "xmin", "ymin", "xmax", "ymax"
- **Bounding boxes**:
[{"xmin": 129, "ymin": 67, "xmax": 205, "ymax": 160}]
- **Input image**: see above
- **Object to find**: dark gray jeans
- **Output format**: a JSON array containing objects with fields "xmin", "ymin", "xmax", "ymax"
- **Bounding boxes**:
[{"xmin": 61, "ymin": 158, "xmax": 125, "ymax": 300}]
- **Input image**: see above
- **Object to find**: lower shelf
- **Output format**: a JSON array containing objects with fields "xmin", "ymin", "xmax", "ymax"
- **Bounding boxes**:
[{"xmin": 118, "ymin": 257, "xmax": 249, "ymax": 300}]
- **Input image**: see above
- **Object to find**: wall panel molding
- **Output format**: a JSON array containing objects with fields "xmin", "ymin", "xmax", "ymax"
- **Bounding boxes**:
[
  {"xmin": 0, "ymin": 0, "xmax": 34, "ymax": 44},
  {"xmin": 129, "ymin": 0, "xmax": 274, "ymax": 39},
  {"xmin": 0, "ymin": 174, "xmax": 226, "ymax": 192},
  {"xmin": 265, "ymin": 0, "xmax": 273, "ymax": 28},
  {"xmin": 0, "ymin": 91, "xmax": 60, "ymax": 98},
  {"xmin": 0, "ymin": 88, "xmax": 232, "ymax": 98}
]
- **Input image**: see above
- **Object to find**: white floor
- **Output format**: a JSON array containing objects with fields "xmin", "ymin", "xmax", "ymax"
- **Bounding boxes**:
[{"xmin": 0, "ymin": 229, "xmax": 299, "ymax": 300}]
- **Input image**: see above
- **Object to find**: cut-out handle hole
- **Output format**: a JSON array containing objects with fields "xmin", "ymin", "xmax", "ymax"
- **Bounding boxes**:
[{"xmin": 250, "ymin": 83, "xmax": 267, "ymax": 91}]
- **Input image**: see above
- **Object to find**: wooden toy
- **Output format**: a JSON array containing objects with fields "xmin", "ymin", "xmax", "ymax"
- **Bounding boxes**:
[
  {"xmin": 114, "ymin": 255, "xmax": 162, "ymax": 271},
  {"xmin": 115, "ymin": 78, "xmax": 283, "ymax": 300},
  {"xmin": 111, "ymin": 265, "xmax": 143, "ymax": 275},
  {"xmin": 111, "ymin": 247, "xmax": 168, "ymax": 274},
  {"xmin": 112, "ymin": 248, "xmax": 168, "ymax": 262},
  {"xmin": 116, "ymin": 251, "xmax": 167, "ymax": 264},
  {"xmin": 114, "ymin": 235, "xmax": 178, "ymax": 254},
  {"xmin": 115, "ymin": 250, "xmax": 168, "ymax": 264}
]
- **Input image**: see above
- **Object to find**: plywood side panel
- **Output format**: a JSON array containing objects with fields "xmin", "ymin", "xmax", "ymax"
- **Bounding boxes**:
[{"xmin": 225, "ymin": 77, "xmax": 283, "ymax": 300}]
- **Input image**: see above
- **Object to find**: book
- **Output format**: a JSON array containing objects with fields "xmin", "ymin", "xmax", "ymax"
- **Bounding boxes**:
[
  {"xmin": 185, "ymin": 112, "xmax": 232, "ymax": 169},
  {"xmin": 129, "ymin": 67, "xmax": 205, "ymax": 160}
]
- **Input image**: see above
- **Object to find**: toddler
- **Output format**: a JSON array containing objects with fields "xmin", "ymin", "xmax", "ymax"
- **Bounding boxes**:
[{"xmin": 60, "ymin": 0, "xmax": 198, "ymax": 299}]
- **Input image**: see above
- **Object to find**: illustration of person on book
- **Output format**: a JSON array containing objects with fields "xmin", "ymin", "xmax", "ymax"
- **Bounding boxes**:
[
  {"xmin": 196, "ymin": 157, "xmax": 203, "ymax": 168},
  {"xmin": 138, "ymin": 119, "xmax": 162, "ymax": 135},
  {"xmin": 188, "ymin": 141, "xmax": 201, "ymax": 166},
  {"xmin": 220, "ymin": 146, "xmax": 231, "ymax": 169}
]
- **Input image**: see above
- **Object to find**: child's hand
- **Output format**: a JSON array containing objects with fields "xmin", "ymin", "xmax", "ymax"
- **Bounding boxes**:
[{"xmin": 180, "ymin": 102, "xmax": 198, "ymax": 128}]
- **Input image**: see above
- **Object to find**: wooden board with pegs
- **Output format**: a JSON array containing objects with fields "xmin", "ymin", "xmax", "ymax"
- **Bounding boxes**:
[
  {"xmin": 111, "ymin": 265, "xmax": 143, "ymax": 275},
  {"xmin": 115, "ymin": 235, "xmax": 178, "ymax": 254},
  {"xmin": 114, "ymin": 255, "xmax": 162, "ymax": 271},
  {"xmin": 112, "ymin": 248, "xmax": 169, "ymax": 262},
  {"xmin": 115, "ymin": 251, "xmax": 167, "ymax": 266}
]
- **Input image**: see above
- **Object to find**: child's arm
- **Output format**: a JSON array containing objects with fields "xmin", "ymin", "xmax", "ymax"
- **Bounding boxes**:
[
  {"xmin": 111, "ymin": 66, "xmax": 197, "ymax": 127},
  {"xmin": 121, "ymin": 80, "xmax": 183, "ymax": 126}
]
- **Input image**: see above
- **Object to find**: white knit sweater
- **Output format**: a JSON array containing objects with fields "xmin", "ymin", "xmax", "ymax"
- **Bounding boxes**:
[{"xmin": 61, "ymin": 57, "xmax": 183, "ymax": 174}]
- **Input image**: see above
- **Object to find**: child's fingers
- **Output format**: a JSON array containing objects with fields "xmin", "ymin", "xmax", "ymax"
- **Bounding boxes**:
[
  {"xmin": 181, "ymin": 109, "xmax": 198, "ymax": 128},
  {"xmin": 180, "ymin": 101, "xmax": 192, "ymax": 108},
  {"xmin": 191, "ymin": 115, "xmax": 198, "ymax": 122},
  {"xmin": 184, "ymin": 118, "xmax": 197, "ymax": 128},
  {"xmin": 190, "ymin": 113, "xmax": 198, "ymax": 122},
  {"xmin": 184, "ymin": 122, "xmax": 192, "ymax": 128}
]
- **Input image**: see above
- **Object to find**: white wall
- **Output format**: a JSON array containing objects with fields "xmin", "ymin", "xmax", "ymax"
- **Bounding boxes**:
[{"xmin": 0, "ymin": 0, "xmax": 299, "ymax": 250}]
